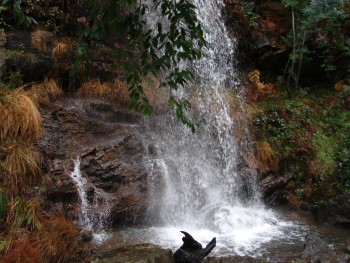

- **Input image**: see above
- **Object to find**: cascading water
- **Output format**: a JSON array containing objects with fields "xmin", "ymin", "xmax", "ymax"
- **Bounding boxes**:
[
  {"xmin": 70, "ymin": 157, "xmax": 92, "ymax": 229},
  {"xmin": 69, "ymin": 157, "xmax": 111, "ymax": 243},
  {"xmin": 99, "ymin": 0, "xmax": 306, "ymax": 258}
]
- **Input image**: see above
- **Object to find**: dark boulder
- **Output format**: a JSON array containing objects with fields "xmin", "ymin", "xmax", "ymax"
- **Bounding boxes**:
[
  {"xmin": 301, "ymin": 232, "xmax": 350, "ymax": 263},
  {"xmin": 301, "ymin": 233, "xmax": 330, "ymax": 262},
  {"xmin": 316, "ymin": 193, "xmax": 350, "ymax": 226},
  {"xmin": 260, "ymin": 173, "xmax": 294, "ymax": 201}
]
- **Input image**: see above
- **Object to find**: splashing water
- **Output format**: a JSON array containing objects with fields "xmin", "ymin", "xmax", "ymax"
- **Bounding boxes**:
[
  {"xmin": 97, "ymin": 0, "xmax": 307, "ymax": 258},
  {"xmin": 69, "ymin": 157, "xmax": 111, "ymax": 243},
  {"xmin": 69, "ymin": 157, "xmax": 91, "ymax": 229}
]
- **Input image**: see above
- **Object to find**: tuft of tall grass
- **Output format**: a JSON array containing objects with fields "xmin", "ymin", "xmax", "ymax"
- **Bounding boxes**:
[
  {"xmin": 6, "ymin": 197, "xmax": 42, "ymax": 231},
  {"xmin": 77, "ymin": 77, "xmax": 169, "ymax": 111},
  {"xmin": 0, "ymin": 203, "xmax": 88, "ymax": 262},
  {"xmin": 0, "ymin": 89, "xmax": 43, "ymax": 197},
  {"xmin": 77, "ymin": 79, "xmax": 114, "ymax": 98},
  {"xmin": 255, "ymin": 140, "xmax": 279, "ymax": 173},
  {"xmin": 0, "ymin": 231, "xmax": 41, "ymax": 263},
  {"xmin": 26, "ymin": 78, "xmax": 63, "ymax": 106},
  {"xmin": 40, "ymin": 214, "xmax": 87, "ymax": 263},
  {"xmin": 2, "ymin": 141, "xmax": 41, "ymax": 196},
  {"xmin": 52, "ymin": 39, "xmax": 74, "ymax": 59},
  {"xmin": 77, "ymin": 79, "xmax": 132, "ymax": 106},
  {"xmin": 0, "ymin": 90, "xmax": 42, "ymax": 143}
]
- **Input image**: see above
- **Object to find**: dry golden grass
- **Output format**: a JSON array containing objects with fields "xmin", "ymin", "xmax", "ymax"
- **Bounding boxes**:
[
  {"xmin": 244, "ymin": 140, "xmax": 279, "ymax": 173},
  {"xmin": 248, "ymin": 69, "xmax": 261, "ymax": 83},
  {"xmin": 0, "ymin": 90, "xmax": 42, "ymax": 143},
  {"xmin": 77, "ymin": 76, "xmax": 170, "ymax": 111},
  {"xmin": 0, "ymin": 88, "xmax": 43, "ymax": 197},
  {"xmin": 77, "ymin": 78, "xmax": 130, "ymax": 106},
  {"xmin": 77, "ymin": 79, "xmax": 113, "ymax": 98},
  {"xmin": 40, "ymin": 214, "xmax": 86, "ymax": 263},
  {"xmin": 26, "ymin": 78, "xmax": 63, "ymax": 106},
  {"xmin": 141, "ymin": 74, "xmax": 169, "ymax": 111},
  {"xmin": 0, "ymin": 202, "xmax": 88, "ymax": 262},
  {"xmin": 255, "ymin": 140, "xmax": 279, "ymax": 173},
  {"xmin": 0, "ymin": 231, "xmax": 41, "ymax": 263},
  {"xmin": 52, "ymin": 39, "xmax": 74, "ymax": 59},
  {"xmin": 3, "ymin": 142, "xmax": 41, "ymax": 196}
]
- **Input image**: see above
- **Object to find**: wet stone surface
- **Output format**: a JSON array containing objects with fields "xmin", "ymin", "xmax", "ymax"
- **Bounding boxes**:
[{"xmin": 91, "ymin": 244, "xmax": 174, "ymax": 263}]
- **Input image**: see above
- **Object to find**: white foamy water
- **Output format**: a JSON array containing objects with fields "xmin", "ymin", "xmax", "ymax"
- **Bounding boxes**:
[
  {"xmin": 69, "ymin": 157, "xmax": 111, "ymax": 244},
  {"xmin": 69, "ymin": 157, "xmax": 92, "ymax": 229},
  {"xmin": 96, "ymin": 0, "xmax": 307, "ymax": 257}
]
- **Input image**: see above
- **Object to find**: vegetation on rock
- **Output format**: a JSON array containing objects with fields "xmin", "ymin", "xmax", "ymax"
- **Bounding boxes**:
[{"xmin": 227, "ymin": 0, "xmax": 350, "ymax": 207}]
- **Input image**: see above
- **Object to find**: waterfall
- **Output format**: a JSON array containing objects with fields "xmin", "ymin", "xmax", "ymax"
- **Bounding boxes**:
[
  {"xmin": 70, "ymin": 157, "xmax": 92, "ymax": 229},
  {"xmin": 69, "ymin": 157, "xmax": 111, "ymax": 243},
  {"xmin": 132, "ymin": 0, "xmax": 305, "ymax": 257},
  {"xmin": 92, "ymin": 0, "xmax": 306, "ymax": 257},
  {"xmin": 145, "ymin": 0, "xmax": 259, "ymax": 229}
]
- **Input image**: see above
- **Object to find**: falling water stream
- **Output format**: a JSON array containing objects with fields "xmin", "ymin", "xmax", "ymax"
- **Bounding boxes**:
[
  {"xmin": 69, "ymin": 158, "xmax": 111, "ymax": 243},
  {"xmin": 95, "ymin": 0, "xmax": 308, "ymax": 259},
  {"xmin": 69, "ymin": 0, "xmax": 310, "ymax": 259}
]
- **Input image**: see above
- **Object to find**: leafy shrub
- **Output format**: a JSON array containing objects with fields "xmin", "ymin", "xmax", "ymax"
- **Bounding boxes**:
[{"xmin": 334, "ymin": 134, "xmax": 350, "ymax": 193}]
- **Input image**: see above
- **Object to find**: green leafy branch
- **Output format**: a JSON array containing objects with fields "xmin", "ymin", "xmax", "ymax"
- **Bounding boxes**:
[
  {"xmin": 282, "ymin": 0, "xmax": 350, "ymax": 94},
  {"xmin": 115, "ymin": 0, "xmax": 208, "ymax": 132},
  {"xmin": 69, "ymin": 0, "xmax": 207, "ymax": 132},
  {"xmin": 1, "ymin": 0, "xmax": 37, "ymax": 28}
]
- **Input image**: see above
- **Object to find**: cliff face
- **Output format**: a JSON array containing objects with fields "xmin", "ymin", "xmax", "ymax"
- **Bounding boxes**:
[{"xmin": 40, "ymin": 98, "xmax": 151, "ymax": 227}]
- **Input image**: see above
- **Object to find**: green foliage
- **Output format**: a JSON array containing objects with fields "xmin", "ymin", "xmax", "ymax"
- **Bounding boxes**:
[
  {"xmin": 236, "ymin": 1, "xmax": 259, "ymax": 28},
  {"xmin": 282, "ymin": 0, "xmax": 350, "ymax": 91},
  {"xmin": 282, "ymin": 0, "xmax": 301, "ymax": 7},
  {"xmin": 124, "ymin": 0, "xmax": 207, "ymax": 132},
  {"xmin": 1, "ymin": 0, "xmax": 37, "ymax": 28},
  {"xmin": 312, "ymin": 131, "xmax": 336, "ymax": 175},
  {"xmin": 253, "ymin": 110, "xmax": 288, "ymax": 140},
  {"xmin": 254, "ymin": 87, "xmax": 350, "ymax": 193},
  {"xmin": 335, "ymin": 134, "xmax": 350, "ymax": 192},
  {"xmin": 9, "ymin": 198, "xmax": 41, "ymax": 231},
  {"xmin": 0, "ymin": 240, "xmax": 8, "ymax": 253},
  {"xmin": 71, "ymin": 0, "xmax": 207, "ymax": 132}
]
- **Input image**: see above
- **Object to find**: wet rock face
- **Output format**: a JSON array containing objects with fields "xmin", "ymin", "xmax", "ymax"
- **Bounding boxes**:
[
  {"xmin": 204, "ymin": 257, "xmax": 267, "ymax": 263},
  {"xmin": 301, "ymin": 233, "xmax": 350, "ymax": 263},
  {"xmin": 301, "ymin": 233, "xmax": 330, "ymax": 262},
  {"xmin": 1, "ymin": 29, "xmax": 118, "ymax": 87},
  {"xmin": 259, "ymin": 173, "xmax": 294, "ymax": 204},
  {"xmin": 316, "ymin": 193, "xmax": 350, "ymax": 226},
  {"xmin": 91, "ymin": 244, "xmax": 174, "ymax": 263},
  {"xmin": 79, "ymin": 136, "xmax": 148, "ymax": 226},
  {"xmin": 40, "ymin": 98, "xmax": 149, "ymax": 226}
]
